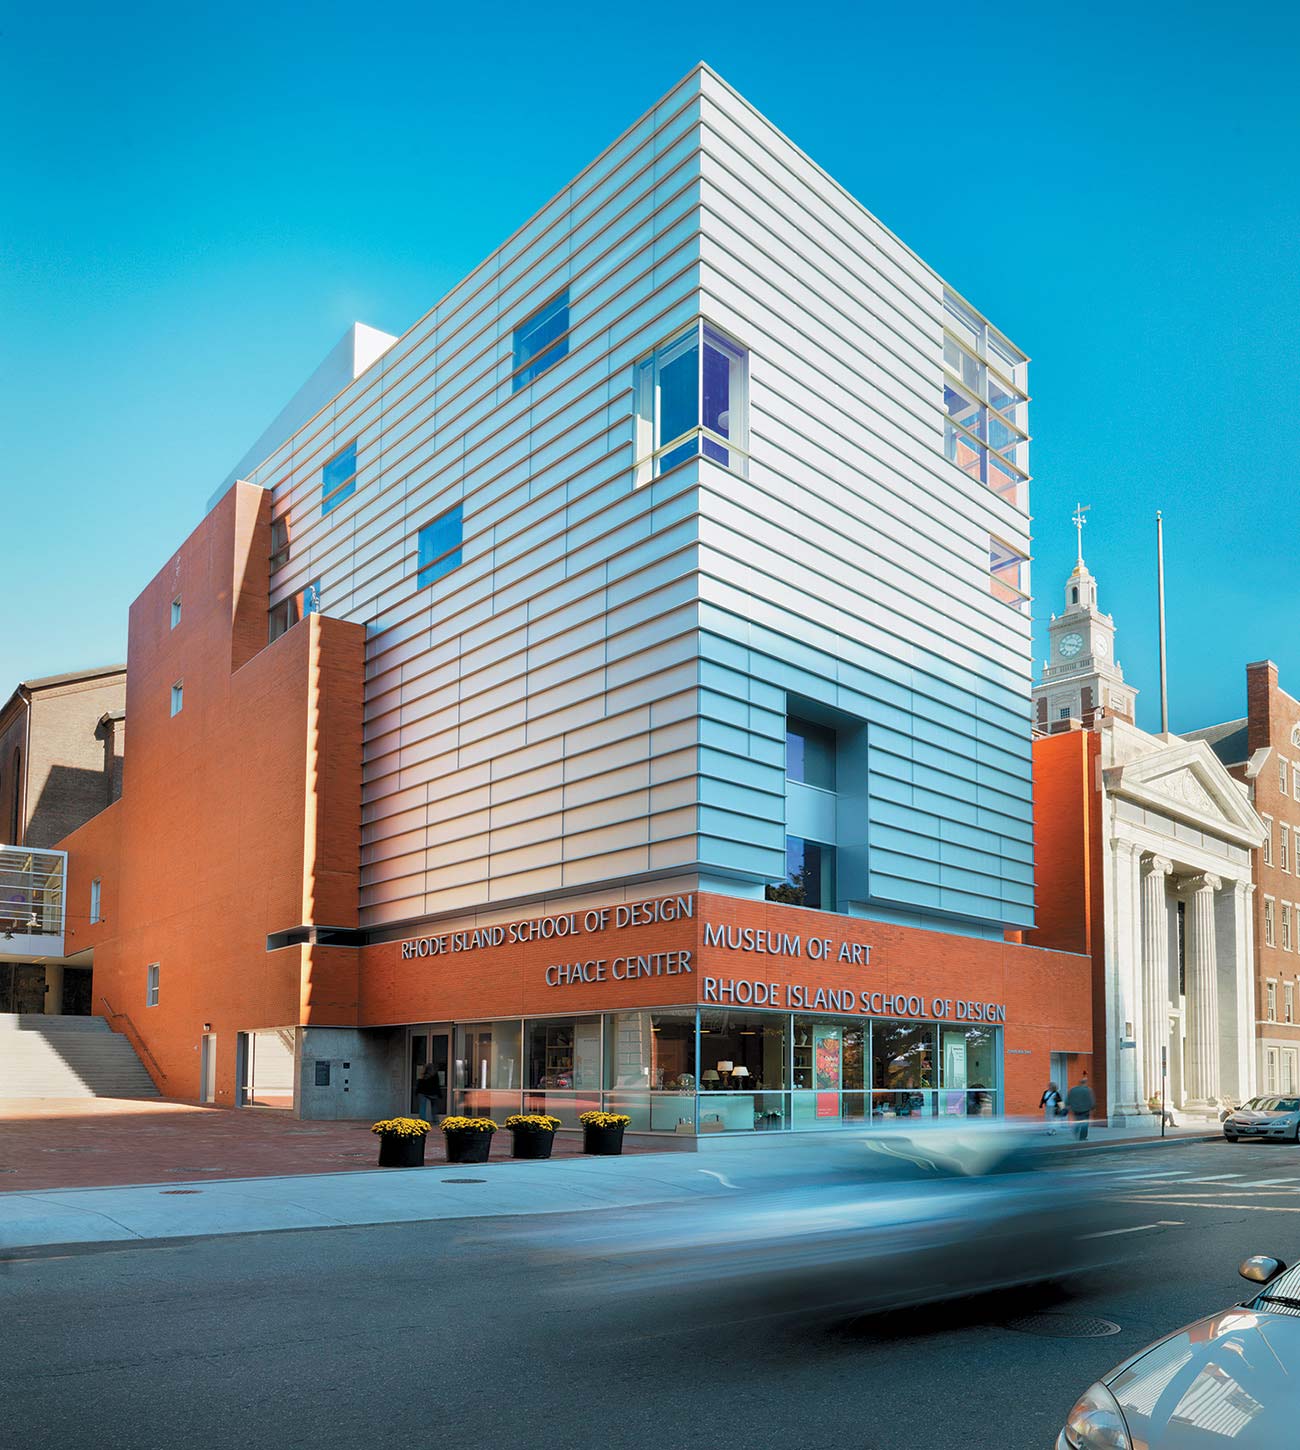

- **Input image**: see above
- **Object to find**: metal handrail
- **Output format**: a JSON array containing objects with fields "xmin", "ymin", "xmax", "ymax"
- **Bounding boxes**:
[{"xmin": 98, "ymin": 995, "xmax": 167, "ymax": 1081}]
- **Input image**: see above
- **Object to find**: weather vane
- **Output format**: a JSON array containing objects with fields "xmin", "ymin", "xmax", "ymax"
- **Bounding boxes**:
[{"xmin": 1072, "ymin": 502, "xmax": 1090, "ymax": 565}]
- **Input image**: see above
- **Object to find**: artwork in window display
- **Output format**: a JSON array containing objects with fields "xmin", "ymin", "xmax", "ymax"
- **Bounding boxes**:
[{"xmin": 814, "ymin": 1026, "xmax": 842, "ymax": 1118}]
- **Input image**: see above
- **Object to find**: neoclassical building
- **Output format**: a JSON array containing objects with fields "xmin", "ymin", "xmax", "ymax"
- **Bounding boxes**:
[{"xmin": 1030, "ymin": 555, "xmax": 1265, "ymax": 1119}]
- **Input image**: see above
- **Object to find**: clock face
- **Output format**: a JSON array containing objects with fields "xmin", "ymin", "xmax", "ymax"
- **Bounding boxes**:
[
  {"xmin": 1059, "ymin": 632, "xmax": 1084, "ymax": 659},
  {"xmin": 1094, "ymin": 634, "xmax": 1110, "ymax": 658}
]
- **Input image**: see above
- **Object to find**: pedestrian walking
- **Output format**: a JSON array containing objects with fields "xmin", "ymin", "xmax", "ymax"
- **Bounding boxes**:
[
  {"xmin": 1066, "ymin": 1073, "xmax": 1095, "ymax": 1141},
  {"xmin": 1039, "ymin": 1081, "xmax": 1063, "ymax": 1134}
]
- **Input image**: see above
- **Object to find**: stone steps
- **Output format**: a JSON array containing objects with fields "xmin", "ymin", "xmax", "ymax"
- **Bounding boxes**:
[{"xmin": 0, "ymin": 1015, "xmax": 160, "ymax": 1098}]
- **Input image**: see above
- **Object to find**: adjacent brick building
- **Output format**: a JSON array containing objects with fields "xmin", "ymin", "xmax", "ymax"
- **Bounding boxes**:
[{"xmin": 1185, "ymin": 661, "xmax": 1300, "ymax": 1097}]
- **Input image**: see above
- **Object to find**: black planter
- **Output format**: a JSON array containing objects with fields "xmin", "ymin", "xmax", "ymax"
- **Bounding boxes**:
[
  {"xmin": 509, "ymin": 1127, "xmax": 556, "ymax": 1160},
  {"xmin": 377, "ymin": 1132, "xmax": 428, "ymax": 1168},
  {"xmin": 582, "ymin": 1122, "xmax": 626, "ymax": 1156},
  {"xmin": 444, "ymin": 1128, "xmax": 494, "ymax": 1164}
]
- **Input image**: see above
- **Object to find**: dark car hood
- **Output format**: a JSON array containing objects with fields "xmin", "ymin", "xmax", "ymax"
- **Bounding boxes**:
[{"xmin": 1107, "ymin": 1307, "xmax": 1300, "ymax": 1446}]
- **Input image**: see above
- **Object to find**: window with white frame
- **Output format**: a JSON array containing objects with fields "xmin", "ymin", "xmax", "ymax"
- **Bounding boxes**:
[
  {"xmin": 170, "ymin": 681, "xmax": 183, "ymax": 717},
  {"xmin": 1292, "ymin": 764, "xmax": 1300, "ymax": 801},
  {"xmin": 170, "ymin": 595, "xmax": 182, "ymax": 629},
  {"xmin": 90, "ymin": 878, "xmax": 102, "ymax": 925},
  {"xmin": 1264, "ymin": 815, "xmax": 1275, "ymax": 866},
  {"xmin": 1281, "ymin": 756, "xmax": 1289, "ymax": 792},
  {"xmin": 1266, "ymin": 1046, "xmax": 1279, "ymax": 1092},
  {"xmin": 989, "ymin": 537, "xmax": 1030, "ymax": 613},
  {"xmin": 1283, "ymin": 825, "xmax": 1291, "ymax": 873},
  {"xmin": 511, "ymin": 289, "xmax": 570, "ymax": 390},
  {"xmin": 1284, "ymin": 903, "xmax": 1293, "ymax": 951},
  {"xmin": 941, "ymin": 291, "xmax": 1030, "ymax": 508},
  {"xmin": 635, "ymin": 322, "xmax": 748, "ymax": 484},
  {"xmin": 146, "ymin": 963, "xmax": 159, "ymax": 1008},
  {"xmin": 1284, "ymin": 1049, "xmax": 1297, "ymax": 1095},
  {"xmin": 1292, "ymin": 725, "xmax": 1300, "ymax": 749},
  {"xmin": 1265, "ymin": 897, "xmax": 1277, "ymax": 946},
  {"xmin": 1268, "ymin": 980, "xmax": 1278, "ymax": 1021},
  {"xmin": 1287, "ymin": 981, "xmax": 1295, "ymax": 1023}
]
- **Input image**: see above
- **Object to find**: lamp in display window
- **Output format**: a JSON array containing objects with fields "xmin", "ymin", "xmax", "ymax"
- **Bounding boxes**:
[
  {"xmin": 702, "ymin": 1069, "xmax": 720, "ymax": 1089},
  {"xmin": 731, "ymin": 1065, "xmax": 751, "ymax": 1087},
  {"xmin": 717, "ymin": 1060, "xmax": 734, "ymax": 1084}
]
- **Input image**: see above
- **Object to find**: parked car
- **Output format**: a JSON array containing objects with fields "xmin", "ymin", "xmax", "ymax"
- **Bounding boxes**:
[
  {"xmin": 1223, "ymin": 1095, "xmax": 1300, "ymax": 1143},
  {"xmin": 1058, "ymin": 1254, "xmax": 1300, "ymax": 1448}
]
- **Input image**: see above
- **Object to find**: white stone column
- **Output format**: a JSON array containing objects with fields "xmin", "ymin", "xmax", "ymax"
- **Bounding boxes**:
[
  {"xmin": 1230, "ymin": 880, "xmax": 1257, "ymax": 1104},
  {"xmin": 1108, "ymin": 839, "xmax": 1144, "ymax": 1118},
  {"xmin": 1184, "ymin": 873, "xmax": 1223, "ymax": 1104},
  {"xmin": 1140, "ymin": 855, "xmax": 1173, "ymax": 1102}
]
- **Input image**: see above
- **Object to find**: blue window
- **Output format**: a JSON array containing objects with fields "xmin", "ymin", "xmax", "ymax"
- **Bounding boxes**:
[
  {"xmin": 765, "ymin": 837, "xmax": 836, "ymax": 911},
  {"xmin": 635, "ymin": 322, "xmax": 748, "ymax": 484},
  {"xmin": 321, "ymin": 440, "xmax": 358, "ymax": 515},
  {"xmin": 512, "ymin": 290, "xmax": 569, "ymax": 391},
  {"xmin": 417, "ymin": 505, "xmax": 463, "ymax": 588}
]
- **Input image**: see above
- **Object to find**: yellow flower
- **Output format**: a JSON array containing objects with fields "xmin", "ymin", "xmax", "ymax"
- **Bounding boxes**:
[
  {"xmin": 504, "ymin": 1114, "xmax": 562, "ymax": 1131},
  {"xmin": 370, "ymin": 1117, "xmax": 433, "ymax": 1137},
  {"xmin": 439, "ymin": 1116, "xmax": 498, "ymax": 1132},
  {"xmin": 578, "ymin": 1111, "xmax": 631, "ymax": 1128}
]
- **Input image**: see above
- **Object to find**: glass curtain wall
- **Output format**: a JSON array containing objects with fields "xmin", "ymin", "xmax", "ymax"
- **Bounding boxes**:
[
  {"xmin": 698, "ymin": 1010, "xmax": 788, "ymax": 1133},
  {"xmin": 454, "ymin": 1020, "xmax": 522, "ymax": 1122},
  {"xmin": 525, "ymin": 1015, "xmax": 602, "ymax": 1127},
  {"xmin": 604, "ymin": 1009, "xmax": 697, "ymax": 1132}
]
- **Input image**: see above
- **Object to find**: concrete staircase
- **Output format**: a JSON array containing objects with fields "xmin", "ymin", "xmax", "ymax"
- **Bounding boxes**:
[{"xmin": 0, "ymin": 1015, "xmax": 160, "ymax": 1099}]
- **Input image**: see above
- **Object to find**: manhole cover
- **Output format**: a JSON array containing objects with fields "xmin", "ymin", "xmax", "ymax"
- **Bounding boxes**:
[
  {"xmin": 1003, "ymin": 1313, "xmax": 1121, "ymax": 1339},
  {"xmin": 160, "ymin": 1189, "xmax": 202, "ymax": 1196},
  {"xmin": 441, "ymin": 1178, "xmax": 486, "ymax": 1184}
]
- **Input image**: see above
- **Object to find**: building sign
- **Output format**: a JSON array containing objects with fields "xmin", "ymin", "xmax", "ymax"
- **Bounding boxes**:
[
  {"xmin": 701, "ymin": 977, "xmax": 1005, "ymax": 1022},
  {"xmin": 399, "ymin": 894, "xmax": 696, "ymax": 958}
]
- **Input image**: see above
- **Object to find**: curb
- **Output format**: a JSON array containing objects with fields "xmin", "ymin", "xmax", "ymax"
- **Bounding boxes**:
[{"xmin": 1063, "ymin": 1133, "xmax": 1221, "ymax": 1156}]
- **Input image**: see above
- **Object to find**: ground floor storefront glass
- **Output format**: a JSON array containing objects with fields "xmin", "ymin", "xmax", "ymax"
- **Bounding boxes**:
[{"xmin": 438, "ymin": 1010, "xmax": 1001, "ymax": 1134}]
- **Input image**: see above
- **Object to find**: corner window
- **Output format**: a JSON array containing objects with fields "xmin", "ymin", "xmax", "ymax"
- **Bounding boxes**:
[
  {"xmin": 416, "ymin": 504, "xmax": 464, "ymax": 588},
  {"xmin": 942, "ymin": 291, "xmax": 1028, "ymax": 508},
  {"xmin": 786, "ymin": 717, "xmax": 836, "ymax": 791},
  {"xmin": 270, "ymin": 516, "xmax": 290, "ymax": 570},
  {"xmin": 170, "ymin": 596, "xmax": 182, "ymax": 629},
  {"xmin": 146, "ymin": 963, "xmax": 160, "ymax": 1008},
  {"xmin": 989, "ymin": 537, "xmax": 1030, "ymax": 612},
  {"xmin": 321, "ymin": 440, "xmax": 358, "ymax": 515},
  {"xmin": 766, "ymin": 836, "xmax": 835, "ymax": 911},
  {"xmin": 512, "ymin": 289, "xmax": 569, "ymax": 390},
  {"xmin": 170, "ymin": 681, "xmax": 183, "ymax": 717},
  {"xmin": 90, "ymin": 878, "xmax": 102, "ymax": 925},
  {"xmin": 635, "ymin": 322, "xmax": 748, "ymax": 484},
  {"xmin": 268, "ymin": 579, "xmax": 321, "ymax": 643}
]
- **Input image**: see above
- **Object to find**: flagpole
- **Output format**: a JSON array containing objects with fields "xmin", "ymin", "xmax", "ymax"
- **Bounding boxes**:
[{"xmin": 1157, "ymin": 511, "xmax": 1169, "ymax": 735}]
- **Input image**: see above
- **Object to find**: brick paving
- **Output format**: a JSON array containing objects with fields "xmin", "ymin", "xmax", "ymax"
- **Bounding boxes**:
[{"xmin": 0, "ymin": 1098, "xmax": 666, "ymax": 1193}]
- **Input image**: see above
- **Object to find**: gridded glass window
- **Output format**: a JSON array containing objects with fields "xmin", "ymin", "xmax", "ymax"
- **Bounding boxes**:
[
  {"xmin": 765, "ymin": 836, "xmax": 835, "ymax": 910},
  {"xmin": 90, "ymin": 878, "xmax": 102, "ymax": 924},
  {"xmin": 1292, "ymin": 764, "xmax": 1300, "ymax": 801},
  {"xmin": 989, "ymin": 537, "xmax": 1030, "ymax": 612},
  {"xmin": 942, "ymin": 291, "xmax": 1029, "ymax": 508},
  {"xmin": 170, "ymin": 595, "xmax": 182, "ymax": 629},
  {"xmin": 786, "ymin": 717, "xmax": 836, "ymax": 790},
  {"xmin": 170, "ymin": 681, "xmax": 183, "ymax": 717},
  {"xmin": 1264, "ymin": 816, "xmax": 1274, "ymax": 866},
  {"xmin": 1284, "ymin": 825, "xmax": 1291, "ymax": 873},
  {"xmin": 635, "ymin": 322, "xmax": 748, "ymax": 483},
  {"xmin": 1281, "ymin": 757, "xmax": 1289, "ymax": 792},
  {"xmin": 416, "ymin": 504, "xmax": 464, "ymax": 588},
  {"xmin": 270, "ymin": 515, "xmax": 290, "ymax": 570},
  {"xmin": 1285, "ymin": 1049, "xmax": 1298, "ymax": 1094},
  {"xmin": 268, "ymin": 580, "xmax": 321, "ymax": 642},
  {"xmin": 321, "ymin": 440, "xmax": 358, "ymax": 515},
  {"xmin": 1286, "ymin": 982, "xmax": 1295, "ymax": 1024},
  {"xmin": 146, "ymin": 963, "xmax": 159, "ymax": 1007},
  {"xmin": 1267, "ymin": 1047, "xmax": 1279, "ymax": 1093},
  {"xmin": 512, "ymin": 289, "xmax": 569, "ymax": 390},
  {"xmin": 1267, "ymin": 980, "xmax": 1278, "ymax": 1021},
  {"xmin": 1266, "ymin": 898, "xmax": 1277, "ymax": 947},
  {"xmin": 1284, "ymin": 903, "xmax": 1293, "ymax": 952}
]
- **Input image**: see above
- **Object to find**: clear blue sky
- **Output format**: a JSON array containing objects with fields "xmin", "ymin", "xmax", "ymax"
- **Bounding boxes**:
[{"xmin": 5, "ymin": 1, "xmax": 1296, "ymax": 732}]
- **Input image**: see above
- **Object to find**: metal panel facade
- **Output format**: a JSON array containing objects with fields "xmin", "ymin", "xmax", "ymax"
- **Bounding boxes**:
[{"xmin": 234, "ymin": 65, "xmax": 1034, "ymax": 935}]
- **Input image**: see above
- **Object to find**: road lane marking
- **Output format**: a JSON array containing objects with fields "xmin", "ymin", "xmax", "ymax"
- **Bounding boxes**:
[
  {"xmin": 697, "ymin": 1169, "xmax": 738, "ymax": 1189},
  {"xmin": 1081, "ymin": 1222, "xmax": 1184, "ymax": 1238},
  {"xmin": 1180, "ymin": 1174, "xmax": 1244, "ymax": 1182}
]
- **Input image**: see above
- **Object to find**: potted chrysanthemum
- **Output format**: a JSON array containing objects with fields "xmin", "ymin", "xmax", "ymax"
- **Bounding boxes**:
[
  {"xmin": 504, "ymin": 1113, "xmax": 562, "ymax": 1159},
  {"xmin": 370, "ymin": 1116, "xmax": 433, "ymax": 1168},
  {"xmin": 440, "ymin": 1115, "xmax": 497, "ymax": 1164},
  {"xmin": 579, "ymin": 1110, "xmax": 631, "ymax": 1156}
]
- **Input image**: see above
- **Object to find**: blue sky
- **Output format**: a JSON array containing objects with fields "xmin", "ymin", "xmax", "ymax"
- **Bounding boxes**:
[{"xmin": 5, "ymin": 1, "xmax": 1297, "ymax": 732}]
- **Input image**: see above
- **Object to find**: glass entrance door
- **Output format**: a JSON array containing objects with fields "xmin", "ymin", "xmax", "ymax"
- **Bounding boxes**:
[{"xmin": 410, "ymin": 1027, "xmax": 451, "ymax": 1121}]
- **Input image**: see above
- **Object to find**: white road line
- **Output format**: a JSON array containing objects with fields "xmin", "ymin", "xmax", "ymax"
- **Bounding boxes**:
[
  {"xmin": 1082, "ymin": 1222, "xmax": 1183, "ymax": 1239},
  {"xmin": 697, "ymin": 1169, "xmax": 738, "ymax": 1189},
  {"xmin": 1180, "ymin": 1174, "xmax": 1244, "ymax": 1182},
  {"xmin": 1234, "ymin": 1179, "xmax": 1300, "ymax": 1187}
]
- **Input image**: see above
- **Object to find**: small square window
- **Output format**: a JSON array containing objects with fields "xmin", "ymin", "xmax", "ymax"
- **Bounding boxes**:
[
  {"xmin": 512, "ymin": 289, "xmax": 570, "ymax": 390},
  {"xmin": 321, "ymin": 440, "xmax": 358, "ymax": 515},
  {"xmin": 146, "ymin": 963, "xmax": 160, "ymax": 1008},
  {"xmin": 90, "ymin": 878, "xmax": 102, "ymax": 925},
  {"xmin": 416, "ymin": 505, "xmax": 464, "ymax": 588},
  {"xmin": 314, "ymin": 1060, "xmax": 331, "ymax": 1087},
  {"xmin": 170, "ymin": 681, "xmax": 183, "ymax": 717},
  {"xmin": 170, "ymin": 596, "xmax": 182, "ymax": 629}
]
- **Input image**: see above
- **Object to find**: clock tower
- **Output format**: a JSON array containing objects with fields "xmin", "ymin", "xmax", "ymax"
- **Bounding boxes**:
[{"xmin": 1032, "ymin": 509, "xmax": 1137, "ymax": 732}]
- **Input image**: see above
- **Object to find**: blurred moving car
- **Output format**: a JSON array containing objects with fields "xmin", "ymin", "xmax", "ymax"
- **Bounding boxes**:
[
  {"xmin": 1057, "ymin": 1254, "xmax": 1300, "ymax": 1449},
  {"xmin": 1223, "ymin": 1096, "xmax": 1300, "ymax": 1143},
  {"xmin": 528, "ymin": 1124, "xmax": 1124, "ymax": 1319}
]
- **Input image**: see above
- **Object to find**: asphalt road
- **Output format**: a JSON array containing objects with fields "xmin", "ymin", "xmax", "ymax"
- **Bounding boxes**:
[{"xmin": 3, "ymin": 1139, "xmax": 1298, "ymax": 1450}]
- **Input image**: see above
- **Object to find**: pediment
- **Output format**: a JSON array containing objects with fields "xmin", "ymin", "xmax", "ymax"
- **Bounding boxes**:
[{"xmin": 1104, "ymin": 740, "xmax": 1266, "ymax": 847}]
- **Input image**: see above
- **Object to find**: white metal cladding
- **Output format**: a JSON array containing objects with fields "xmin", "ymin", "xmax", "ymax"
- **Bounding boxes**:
[{"xmin": 235, "ymin": 64, "xmax": 1035, "ymax": 933}]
